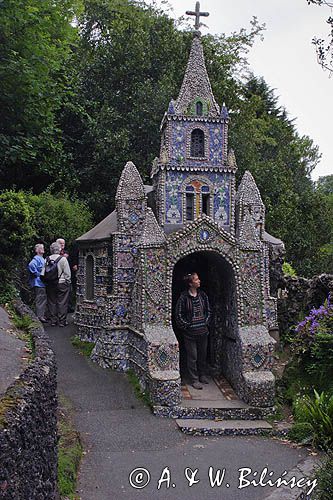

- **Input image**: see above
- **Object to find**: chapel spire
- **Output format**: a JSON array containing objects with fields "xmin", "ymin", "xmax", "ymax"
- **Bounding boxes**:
[
  {"xmin": 174, "ymin": 28, "xmax": 220, "ymax": 117},
  {"xmin": 165, "ymin": 3, "xmax": 222, "ymax": 118}
]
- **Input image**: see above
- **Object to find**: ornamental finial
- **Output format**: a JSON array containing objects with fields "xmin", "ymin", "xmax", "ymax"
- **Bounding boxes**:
[{"xmin": 186, "ymin": 2, "xmax": 209, "ymax": 32}]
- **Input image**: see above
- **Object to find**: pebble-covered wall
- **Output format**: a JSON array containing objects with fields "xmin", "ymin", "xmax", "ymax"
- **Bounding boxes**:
[{"xmin": 0, "ymin": 301, "xmax": 57, "ymax": 499}]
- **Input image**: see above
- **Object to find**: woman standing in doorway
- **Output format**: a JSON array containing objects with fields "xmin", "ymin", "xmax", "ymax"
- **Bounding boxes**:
[{"xmin": 175, "ymin": 272, "xmax": 211, "ymax": 389}]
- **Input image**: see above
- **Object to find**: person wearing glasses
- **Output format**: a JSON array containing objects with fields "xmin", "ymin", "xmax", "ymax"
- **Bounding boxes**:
[{"xmin": 175, "ymin": 272, "xmax": 211, "ymax": 389}]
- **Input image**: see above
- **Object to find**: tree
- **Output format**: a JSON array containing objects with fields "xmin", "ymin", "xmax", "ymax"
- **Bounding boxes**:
[
  {"xmin": 59, "ymin": 0, "xmax": 264, "ymax": 220},
  {"xmin": 316, "ymin": 174, "xmax": 333, "ymax": 194},
  {"xmin": 0, "ymin": 0, "xmax": 81, "ymax": 192},
  {"xmin": 307, "ymin": 1, "xmax": 333, "ymax": 73},
  {"xmin": 315, "ymin": 175, "xmax": 333, "ymax": 272},
  {"xmin": 229, "ymin": 76, "xmax": 331, "ymax": 276}
]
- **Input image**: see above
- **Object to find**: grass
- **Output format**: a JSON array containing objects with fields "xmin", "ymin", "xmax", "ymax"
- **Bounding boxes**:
[
  {"xmin": 70, "ymin": 336, "xmax": 94, "ymax": 357},
  {"xmin": 6, "ymin": 305, "xmax": 36, "ymax": 358},
  {"xmin": 127, "ymin": 369, "xmax": 152, "ymax": 407},
  {"xmin": 57, "ymin": 394, "xmax": 83, "ymax": 500}
]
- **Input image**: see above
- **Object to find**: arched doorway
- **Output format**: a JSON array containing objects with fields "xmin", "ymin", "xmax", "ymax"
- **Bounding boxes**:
[{"xmin": 172, "ymin": 250, "xmax": 238, "ymax": 383}]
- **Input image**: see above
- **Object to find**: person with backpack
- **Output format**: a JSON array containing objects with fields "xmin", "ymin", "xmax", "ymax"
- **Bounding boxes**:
[
  {"xmin": 27, "ymin": 243, "xmax": 47, "ymax": 322},
  {"xmin": 41, "ymin": 241, "xmax": 71, "ymax": 327}
]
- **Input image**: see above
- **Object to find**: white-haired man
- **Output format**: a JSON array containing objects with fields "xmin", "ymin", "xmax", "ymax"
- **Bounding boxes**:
[{"xmin": 28, "ymin": 243, "xmax": 47, "ymax": 322}]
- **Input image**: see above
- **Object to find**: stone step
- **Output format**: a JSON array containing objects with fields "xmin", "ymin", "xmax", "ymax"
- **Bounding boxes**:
[
  {"xmin": 176, "ymin": 418, "xmax": 273, "ymax": 436},
  {"xmin": 153, "ymin": 404, "xmax": 272, "ymax": 421}
]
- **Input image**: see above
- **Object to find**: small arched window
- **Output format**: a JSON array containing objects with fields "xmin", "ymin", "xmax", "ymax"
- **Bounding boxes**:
[
  {"xmin": 190, "ymin": 129, "xmax": 205, "ymax": 157},
  {"xmin": 196, "ymin": 101, "xmax": 203, "ymax": 116},
  {"xmin": 85, "ymin": 255, "xmax": 94, "ymax": 300}
]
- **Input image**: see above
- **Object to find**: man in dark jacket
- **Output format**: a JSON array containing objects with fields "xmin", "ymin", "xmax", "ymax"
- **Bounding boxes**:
[{"xmin": 175, "ymin": 272, "xmax": 211, "ymax": 389}]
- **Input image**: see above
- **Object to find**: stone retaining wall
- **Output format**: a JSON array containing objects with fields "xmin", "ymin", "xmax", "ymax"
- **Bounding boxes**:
[{"xmin": 0, "ymin": 300, "xmax": 57, "ymax": 499}]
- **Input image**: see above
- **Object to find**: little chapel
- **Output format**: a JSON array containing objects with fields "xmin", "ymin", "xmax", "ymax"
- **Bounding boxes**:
[{"xmin": 74, "ymin": 5, "xmax": 282, "ymax": 414}]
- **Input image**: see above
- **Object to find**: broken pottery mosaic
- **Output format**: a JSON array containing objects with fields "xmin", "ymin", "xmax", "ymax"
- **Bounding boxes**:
[{"xmin": 75, "ymin": 26, "xmax": 283, "ymax": 413}]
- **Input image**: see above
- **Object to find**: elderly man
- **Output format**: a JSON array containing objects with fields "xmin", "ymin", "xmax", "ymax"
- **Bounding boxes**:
[
  {"xmin": 43, "ymin": 241, "xmax": 71, "ymax": 327},
  {"xmin": 28, "ymin": 243, "xmax": 47, "ymax": 322},
  {"xmin": 56, "ymin": 238, "xmax": 78, "ymax": 272}
]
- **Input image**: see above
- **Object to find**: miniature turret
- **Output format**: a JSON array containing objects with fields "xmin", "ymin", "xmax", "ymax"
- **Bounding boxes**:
[
  {"xmin": 116, "ymin": 161, "xmax": 147, "ymax": 234},
  {"xmin": 235, "ymin": 170, "xmax": 265, "ymax": 239}
]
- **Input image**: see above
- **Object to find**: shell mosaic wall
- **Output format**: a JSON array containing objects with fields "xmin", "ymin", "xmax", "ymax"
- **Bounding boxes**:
[{"xmin": 75, "ymin": 27, "xmax": 283, "ymax": 411}]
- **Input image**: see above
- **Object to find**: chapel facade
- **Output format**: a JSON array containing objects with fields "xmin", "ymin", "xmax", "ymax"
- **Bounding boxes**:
[{"xmin": 74, "ymin": 26, "xmax": 281, "ymax": 412}]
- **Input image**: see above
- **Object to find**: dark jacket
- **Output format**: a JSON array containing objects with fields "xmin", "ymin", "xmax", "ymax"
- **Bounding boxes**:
[{"xmin": 175, "ymin": 289, "xmax": 211, "ymax": 335}]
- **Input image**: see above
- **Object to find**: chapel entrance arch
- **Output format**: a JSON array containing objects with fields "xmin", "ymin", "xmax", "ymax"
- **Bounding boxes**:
[{"xmin": 171, "ymin": 250, "xmax": 238, "ymax": 382}]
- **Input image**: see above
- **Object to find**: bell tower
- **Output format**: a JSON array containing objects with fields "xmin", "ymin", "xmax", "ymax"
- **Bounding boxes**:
[{"xmin": 151, "ymin": 13, "xmax": 236, "ymax": 233}]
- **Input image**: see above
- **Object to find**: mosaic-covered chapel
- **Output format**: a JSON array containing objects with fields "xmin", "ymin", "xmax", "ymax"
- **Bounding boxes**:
[{"xmin": 75, "ymin": 18, "xmax": 282, "ymax": 413}]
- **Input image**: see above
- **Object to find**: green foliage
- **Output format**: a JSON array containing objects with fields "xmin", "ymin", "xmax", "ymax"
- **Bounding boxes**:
[
  {"xmin": 0, "ymin": 0, "xmax": 82, "ymax": 192},
  {"xmin": 0, "ymin": 284, "xmax": 20, "ymax": 305},
  {"xmin": 307, "ymin": 1, "xmax": 333, "ymax": 73},
  {"xmin": 282, "ymin": 262, "xmax": 297, "ymax": 277},
  {"xmin": 0, "ymin": 190, "xmax": 93, "ymax": 297},
  {"xmin": 288, "ymin": 422, "xmax": 313, "ymax": 444},
  {"xmin": 12, "ymin": 313, "xmax": 34, "ymax": 333},
  {"xmin": 279, "ymin": 359, "xmax": 317, "ymax": 405},
  {"xmin": 57, "ymin": 394, "xmax": 83, "ymax": 499},
  {"xmin": 229, "ymin": 76, "xmax": 331, "ymax": 276},
  {"xmin": 60, "ymin": 0, "xmax": 264, "ymax": 219},
  {"xmin": 313, "ymin": 450, "xmax": 333, "ymax": 500},
  {"xmin": 26, "ymin": 192, "xmax": 93, "ymax": 249},
  {"xmin": 71, "ymin": 336, "xmax": 94, "ymax": 357},
  {"xmin": 316, "ymin": 174, "xmax": 333, "ymax": 195},
  {"xmin": 0, "ymin": 0, "xmax": 331, "ymax": 278},
  {"xmin": 292, "ymin": 390, "xmax": 333, "ymax": 450},
  {"xmin": 315, "ymin": 176, "xmax": 333, "ymax": 271},
  {"xmin": 0, "ymin": 191, "xmax": 34, "ymax": 295}
]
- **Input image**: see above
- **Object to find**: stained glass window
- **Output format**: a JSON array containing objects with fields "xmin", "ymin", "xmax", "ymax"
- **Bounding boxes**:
[{"xmin": 191, "ymin": 129, "xmax": 205, "ymax": 157}]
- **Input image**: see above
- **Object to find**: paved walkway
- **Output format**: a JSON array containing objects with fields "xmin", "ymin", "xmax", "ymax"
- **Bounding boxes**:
[
  {"xmin": 48, "ymin": 319, "xmax": 316, "ymax": 500},
  {"xmin": 0, "ymin": 306, "xmax": 25, "ymax": 396}
]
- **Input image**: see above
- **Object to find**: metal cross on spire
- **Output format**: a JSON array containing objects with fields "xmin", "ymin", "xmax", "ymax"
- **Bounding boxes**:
[{"xmin": 186, "ymin": 2, "xmax": 209, "ymax": 32}]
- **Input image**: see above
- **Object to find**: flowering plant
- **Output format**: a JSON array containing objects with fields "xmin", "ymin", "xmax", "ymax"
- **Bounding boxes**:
[{"xmin": 293, "ymin": 295, "xmax": 333, "ymax": 379}]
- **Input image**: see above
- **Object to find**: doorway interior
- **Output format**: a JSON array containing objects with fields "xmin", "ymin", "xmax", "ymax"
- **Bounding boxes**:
[{"xmin": 171, "ymin": 250, "xmax": 238, "ymax": 383}]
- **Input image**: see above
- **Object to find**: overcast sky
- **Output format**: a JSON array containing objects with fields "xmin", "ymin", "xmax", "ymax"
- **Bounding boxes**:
[{"xmin": 152, "ymin": 0, "xmax": 332, "ymax": 180}]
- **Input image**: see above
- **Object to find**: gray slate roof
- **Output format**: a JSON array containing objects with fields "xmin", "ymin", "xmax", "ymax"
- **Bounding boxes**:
[{"xmin": 76, "ymin": 210, "xmax": 118, "ymax": 242}]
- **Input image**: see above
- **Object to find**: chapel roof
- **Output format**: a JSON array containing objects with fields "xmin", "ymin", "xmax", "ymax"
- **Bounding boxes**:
[{"xmin": 76, "ymin": 210, "xmax": 118, "ymax": 242}]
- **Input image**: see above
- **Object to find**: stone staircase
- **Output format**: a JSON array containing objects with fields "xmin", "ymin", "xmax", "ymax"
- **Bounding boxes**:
[{"xmin": 154, "ymin": 376, "xmax": 276, "ymax": 436}]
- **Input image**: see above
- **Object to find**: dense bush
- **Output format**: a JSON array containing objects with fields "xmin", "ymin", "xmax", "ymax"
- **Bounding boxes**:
[
  {"xmin": 0, "ymin": 191, "xmax": 34, "ymax": 299},
  {"xmin": 0, "ymin": 190, "xmax": 93, "ymax": 302},
  {"xmin": 26, "ymin": 192, "xmax": 93, "ymax": 251}
]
